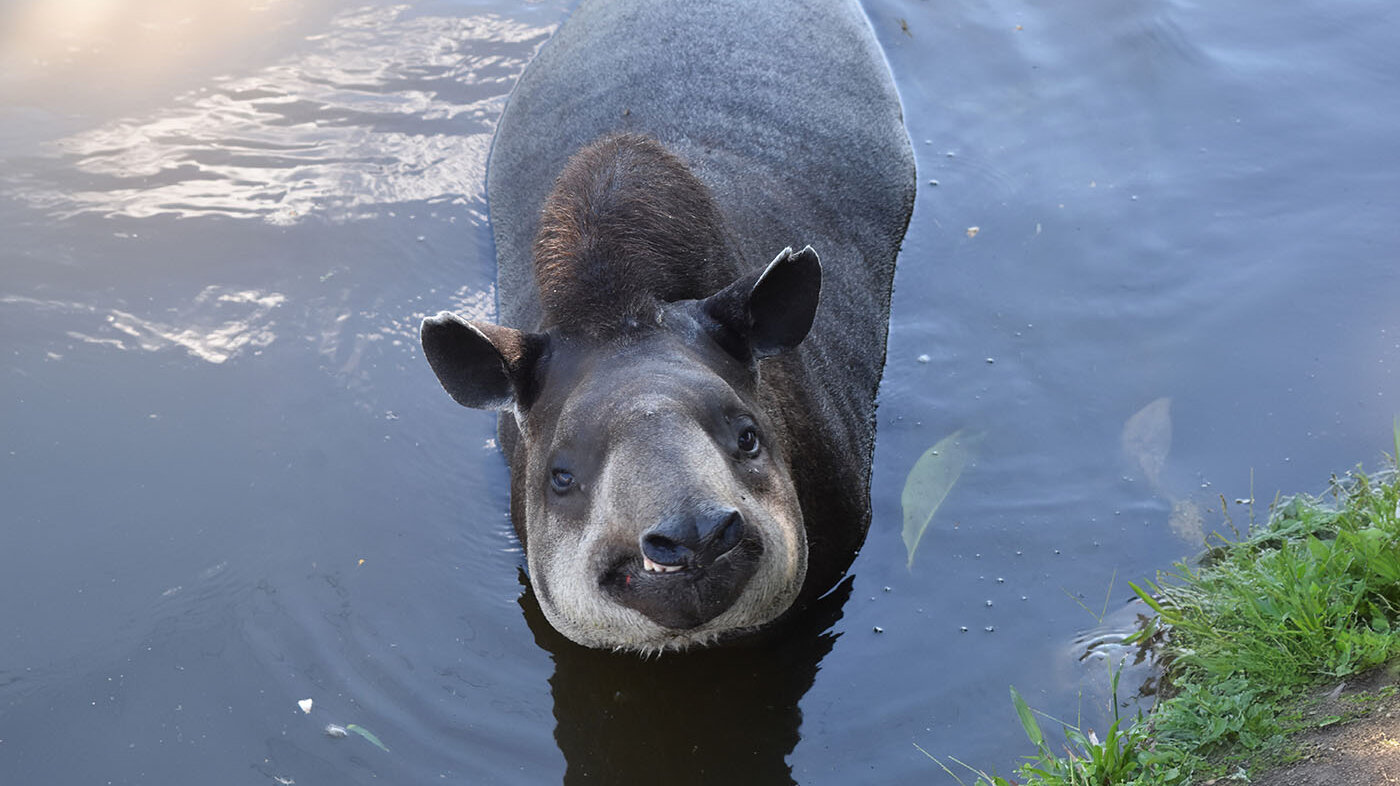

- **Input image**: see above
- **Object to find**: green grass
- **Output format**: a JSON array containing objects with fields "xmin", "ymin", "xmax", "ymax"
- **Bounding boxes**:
[{"xmin": 928, "ymin": 433, "xmax": 1400, "ymax": 786}]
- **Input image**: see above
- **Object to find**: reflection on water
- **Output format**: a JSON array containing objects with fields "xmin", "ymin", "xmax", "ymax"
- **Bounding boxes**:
[
  {"xmin": 523, "ymin": 572, "xmax": 854, "ymax": 786},
  {"xmin": 4, "ymin": 6, "xmax": 552, "ymax": 224},
  {"xmin": 1072, "ymin": 596, "xmax": 1162, "ymax": 706}
]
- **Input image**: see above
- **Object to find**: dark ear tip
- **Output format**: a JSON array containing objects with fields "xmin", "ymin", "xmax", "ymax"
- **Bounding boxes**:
[
  {"xmin": 761, "ymin": 245, "xmax": 821, "ymax": 287},
  {"xmin": 787, "ymin": 245, "xmax": 821, "ymax": 284},
  {"xmin": 421, "ymin": 310, "xmax": 464, "ymax": 337},
  {"xmin": 791, "ymin": 245, "xmax": 820, "ymax": 267},
  {"xmin": 422, "ymin": 312, "xmax": 491, "ymax": 358}
]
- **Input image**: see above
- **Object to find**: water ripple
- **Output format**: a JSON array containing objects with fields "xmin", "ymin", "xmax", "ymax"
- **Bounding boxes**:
[
  {"xmin": 6, "ymin": 7, "xmax": 553, "ymax": 224},
  {"xmin": 4, "ymin": 286, "xmax": 285, "ymax": 364}
]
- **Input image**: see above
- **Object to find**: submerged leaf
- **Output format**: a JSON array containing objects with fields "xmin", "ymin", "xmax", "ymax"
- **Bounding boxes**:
[
  {"xmin": 1168, "ymin": 498, "xmax": 1204, "ymax": 544},
  {"xmin": 345, "ymin": 723, "xmax": 390, "ymax": 753},
  {"xmin": 1122, "ymin": 397, "xmax": 1172, "ymax": 489},
  {"xmin": 902, "ymin": 429, "xmax": 972, "ymax": 568}
]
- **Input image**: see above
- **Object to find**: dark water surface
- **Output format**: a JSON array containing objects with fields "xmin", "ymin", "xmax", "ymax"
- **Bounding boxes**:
[{"xmin": 2, "ymin": 0, "xmax": 1397, "ymax": 782}]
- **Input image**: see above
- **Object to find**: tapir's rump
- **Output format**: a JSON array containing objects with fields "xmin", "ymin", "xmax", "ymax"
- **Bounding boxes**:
[{"xmin": 422, "ymin": 0, "xmax": 915, "ymax": 652}]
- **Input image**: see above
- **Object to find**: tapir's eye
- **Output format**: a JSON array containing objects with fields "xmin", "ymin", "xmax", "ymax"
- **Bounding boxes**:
[
  {"xmin": 737, "ymin": 426, "xmax": 761, "ymax": 457},
  {"xmin": 550, "ymin": 468, "xmax": 575, "ymax": 494}
]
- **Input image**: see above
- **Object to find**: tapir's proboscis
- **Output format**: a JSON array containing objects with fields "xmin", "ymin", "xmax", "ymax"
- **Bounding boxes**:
[{"xmin": 421, "ymin": 0, "xmax": 915, "ymax": 653}]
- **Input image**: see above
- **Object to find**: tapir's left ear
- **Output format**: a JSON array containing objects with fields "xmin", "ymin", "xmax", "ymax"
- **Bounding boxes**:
[{"xmin": 702, "ymin": 245, "xmax": 822, "ymax": 361}]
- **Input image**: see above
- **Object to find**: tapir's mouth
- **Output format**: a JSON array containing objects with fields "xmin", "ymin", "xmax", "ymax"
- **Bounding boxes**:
[
  {"xmin": 642, "ymin": 556, "xmax": 684, "ymax": 574},
  {"xmin": 599, "ymin": 539, "xmax": 763, "ymax": 630}
]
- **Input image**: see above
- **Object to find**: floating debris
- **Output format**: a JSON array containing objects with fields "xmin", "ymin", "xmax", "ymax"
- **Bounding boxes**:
[
  {"xmin": 346, "ymin": 723, "xmax": 391, "ymax": 753},
  {"xmin": 902, "ymin": 430, "xmax": 975, "ymax": 568},
  {"xmin": 297, "ymin": 698, "xmax": 313, "ymax": 714},
  {"xmin": 325, "ymin": 724, "xmax": 348, "ymax": 738}
]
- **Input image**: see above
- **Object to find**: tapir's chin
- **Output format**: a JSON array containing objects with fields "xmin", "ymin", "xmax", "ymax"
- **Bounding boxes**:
[{"xmin": 598, "ymin": 538, "xmax": 763, "ymax": 631}]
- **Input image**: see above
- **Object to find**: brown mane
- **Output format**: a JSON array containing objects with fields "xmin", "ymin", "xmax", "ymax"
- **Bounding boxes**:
[{"xmin": 532, "ymin": 134, "xmax": 737, "ymax": 337}]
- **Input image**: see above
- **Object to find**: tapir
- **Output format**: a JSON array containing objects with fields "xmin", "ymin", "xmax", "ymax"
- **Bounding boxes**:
[{"xmin": 422, "ymin": 0, "xmax": 915, "ymax": 653}]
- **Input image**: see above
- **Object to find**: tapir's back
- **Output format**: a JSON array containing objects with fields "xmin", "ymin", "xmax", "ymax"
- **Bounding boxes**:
[
  {"xmin": 489, "ymin": 0, "xmax": 915, "ymax": 330},
  {"xmin": 486, "ymin": 0, "xmax": 916, "ymax": 605}
]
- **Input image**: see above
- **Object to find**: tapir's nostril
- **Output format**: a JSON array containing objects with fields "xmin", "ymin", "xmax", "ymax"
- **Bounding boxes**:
[
  {"xmin": 639, "ymin": 507, "xmax": 745, "ymax": 570},
  {"xmin": 641, "ymin": 531, "xmax": 690, "ymax": 568},
  {"xmin": 713, "ymin": 511, "xmax": 742, "ymax": 554}
]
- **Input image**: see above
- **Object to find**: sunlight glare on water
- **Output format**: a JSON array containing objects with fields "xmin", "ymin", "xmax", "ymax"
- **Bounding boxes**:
[{"xmin": 4, "ymin": 5, "xmax": 550, "ymax": 225}]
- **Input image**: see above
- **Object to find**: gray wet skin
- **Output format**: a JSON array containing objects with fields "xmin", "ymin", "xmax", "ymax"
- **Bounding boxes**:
[{"xmin": 422, "ymin": 0, "xmax": 915, "ymax": 653}]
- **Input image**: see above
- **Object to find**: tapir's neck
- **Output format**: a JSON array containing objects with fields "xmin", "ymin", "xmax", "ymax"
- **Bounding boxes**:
[{"xmin": 531, "ymin": 133, "xmax": 740, "ymax": 337}]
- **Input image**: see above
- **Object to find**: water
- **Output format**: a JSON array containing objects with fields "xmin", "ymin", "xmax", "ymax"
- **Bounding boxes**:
[{"xmin": 1, "ymin": 0, "xmax": 1396, "ymax": 782}]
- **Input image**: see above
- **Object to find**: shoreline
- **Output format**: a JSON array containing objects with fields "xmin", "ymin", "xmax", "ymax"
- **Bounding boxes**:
[{"xmin": 935, "ymin": 451, "xmax": 1400, "ymax": 786}]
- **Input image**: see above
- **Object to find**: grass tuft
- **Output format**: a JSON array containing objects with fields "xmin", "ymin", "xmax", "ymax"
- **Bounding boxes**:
[{"xmin": 935, "ymin": 452, "xmax": 1400, "ymax": 786}]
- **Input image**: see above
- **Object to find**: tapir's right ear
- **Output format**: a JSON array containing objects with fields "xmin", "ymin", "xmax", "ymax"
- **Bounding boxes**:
[{"xmin": 420, "ymin": 312, "xmax": 542, "ymax": 410}]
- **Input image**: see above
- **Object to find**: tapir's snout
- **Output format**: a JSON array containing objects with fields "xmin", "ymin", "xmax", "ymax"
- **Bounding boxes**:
[
  {"xmin": 640, "ymin": 507, "xmax": 744, "ymax": 572},
  {"xmin": 598, "ymin": 501, "xmax": 764, "ymax": 633}
]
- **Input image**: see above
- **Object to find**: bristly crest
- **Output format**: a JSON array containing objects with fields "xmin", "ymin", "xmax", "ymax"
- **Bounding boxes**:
[{"xmin": 532, "ymin": 134, "xmax": 737, "ymax": 338}]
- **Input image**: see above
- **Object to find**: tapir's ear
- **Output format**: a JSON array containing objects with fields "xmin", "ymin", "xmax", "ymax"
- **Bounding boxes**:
[
  {"xmin": 702, "ymin": 245, "xmax": 822, "ymax": 361},
  {"xmin": 420, "ymin": 312, "xmax": 542, "ymax": 410}
]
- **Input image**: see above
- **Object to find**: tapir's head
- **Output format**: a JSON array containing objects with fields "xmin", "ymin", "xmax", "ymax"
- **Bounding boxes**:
[{"xmin": 421, "ymin": 247, "xmax": 821, "ymax": 653}]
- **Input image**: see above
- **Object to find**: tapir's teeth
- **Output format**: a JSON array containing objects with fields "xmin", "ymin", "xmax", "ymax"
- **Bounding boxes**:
[{"xmin": 642, "ymin": 556, "xmax": 684, "ymax": 574}]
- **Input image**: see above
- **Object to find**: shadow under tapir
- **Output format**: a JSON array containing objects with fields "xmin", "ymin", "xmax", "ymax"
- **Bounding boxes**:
[{"xmin": 521, "ymin": 569, "xmax": 855, "ymax": 784}]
